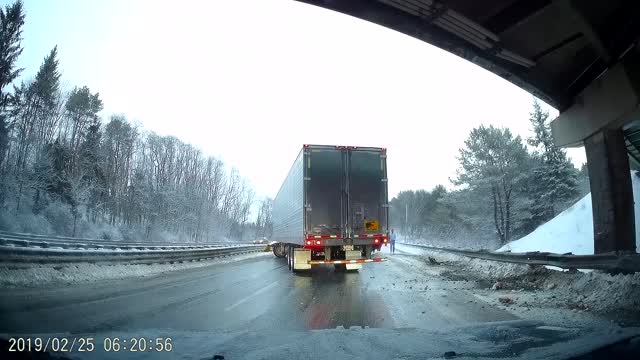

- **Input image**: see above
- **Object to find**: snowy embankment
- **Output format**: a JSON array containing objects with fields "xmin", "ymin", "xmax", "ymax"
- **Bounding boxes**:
[
  {"xmin": 499, "ymin": 171, "xmax": 640, "ymax": 255},
  {"xmin": 0, "ymin": 251, "xmax": 271, "ymax": 287},
  {"xmin": 397, "ymin": 244, "xmax": 640, "ymax": 326}
]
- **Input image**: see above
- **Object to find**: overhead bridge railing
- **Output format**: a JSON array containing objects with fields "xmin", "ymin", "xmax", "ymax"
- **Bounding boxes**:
[{"xmin": 401, "ymin": 243, "xmax": 640, "ymax": 273}]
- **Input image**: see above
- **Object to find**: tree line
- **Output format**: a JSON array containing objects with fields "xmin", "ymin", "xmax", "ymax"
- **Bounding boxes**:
[
  {"xmin": 390, "ymin": 101, "xmax": 590, "ymax": 249},
  {"xmin": 0, "ymin": 1, "xmax": 272, "ymax": 242}
]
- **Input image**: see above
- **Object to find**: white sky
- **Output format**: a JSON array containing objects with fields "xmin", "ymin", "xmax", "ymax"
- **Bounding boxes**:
[{"xmin": 14, "ymin": 0, "xmax": 586, "ymax": 201}]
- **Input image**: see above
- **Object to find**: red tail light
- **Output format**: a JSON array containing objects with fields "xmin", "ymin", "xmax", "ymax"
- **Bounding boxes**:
[
  {"xmin": 315, "ymin": 240, "xmax": 321, "ymax": 245},
  {"xmin": 306, "ymin": 240, "xmax": 311, "ymax": 245},
  {"xmin": 374, "ymin": 239, "xmax": 380, "ymax": 244}
]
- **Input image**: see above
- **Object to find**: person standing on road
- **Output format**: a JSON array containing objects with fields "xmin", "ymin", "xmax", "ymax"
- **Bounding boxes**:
[{"xmin": 390, "ymin": 229, "xmax": 397, "ymax": 254}]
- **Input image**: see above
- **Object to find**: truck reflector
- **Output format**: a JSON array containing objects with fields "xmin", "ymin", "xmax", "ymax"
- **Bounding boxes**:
[
  {"xmin": 306, "ymin": 235, "xmax": 342, "ymax": 240},
  {"xmin": 308, "ymin": 258, "xmax": 387, "ymax": 265},
  {"xmin": 354, "ymin": 234, "xmax": 385, "ymax": 239}
]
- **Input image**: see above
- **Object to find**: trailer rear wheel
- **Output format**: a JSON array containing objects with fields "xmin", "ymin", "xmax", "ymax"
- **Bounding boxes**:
[
  {"xmin": 364, "ymin": 245, "xmax": 372, "ymax": 259},
  {"xmin": 272, "ymin": 243, "xmax": 285, "ymax": 258}
]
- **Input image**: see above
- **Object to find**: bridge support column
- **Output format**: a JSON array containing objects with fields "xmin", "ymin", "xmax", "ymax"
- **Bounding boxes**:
[{"xmin": 584, "ymin": 128, "xmax": 636, "ymax": 254}]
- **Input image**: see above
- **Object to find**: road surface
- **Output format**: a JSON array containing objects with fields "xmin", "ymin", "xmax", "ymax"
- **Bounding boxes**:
[{"xmin": 0, "ymin": 245, "xmax": 516, "ymax": 335}]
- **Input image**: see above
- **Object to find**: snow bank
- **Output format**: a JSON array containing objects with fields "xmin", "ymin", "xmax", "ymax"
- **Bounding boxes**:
[
  {"xmin": 0, "ymin": 252, "xmax": 271, "ymax": 287},
  {"xmin": 499, "ymin": 171, "xmax": 640, "ymax": 254},
  {"xmin": 405, "ymin": 244, "xmax": 640, "ymax": 322}
]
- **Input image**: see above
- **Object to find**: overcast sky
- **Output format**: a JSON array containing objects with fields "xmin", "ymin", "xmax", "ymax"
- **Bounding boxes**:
[{"xmin": 12, "ymin": 0, "xmax": 586, "ymax": 201}]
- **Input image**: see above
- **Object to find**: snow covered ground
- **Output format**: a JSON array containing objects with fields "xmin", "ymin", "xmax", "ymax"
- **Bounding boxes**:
[
  {"xmin": 498, "ymin": 171, "xmax": 640, "ymax": 254},
  {"xmin": 396, "ymin": 244, "xmax": 640, "ymax": 327},
  {"xmin": 0, "ymin": 251, "xmax": 271, "ymax": 287}
]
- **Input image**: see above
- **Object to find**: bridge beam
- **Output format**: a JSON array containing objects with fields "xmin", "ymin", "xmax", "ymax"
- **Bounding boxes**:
[
  {"xmin": 551, "ymin": 51, "xmax": 640, "ymax": 148},
  {"xmin": 584, "ymin": 129, "xmax": 636, "ymax": 254},
  {"xmin": 552, "ymin": 49, "xmax": 639, "ymax": 254}
]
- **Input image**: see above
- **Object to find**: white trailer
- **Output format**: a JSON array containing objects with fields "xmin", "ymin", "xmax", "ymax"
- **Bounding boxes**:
[{"xmin": 271, "ymin": 145, "xmax": 389, "ymax": 272}]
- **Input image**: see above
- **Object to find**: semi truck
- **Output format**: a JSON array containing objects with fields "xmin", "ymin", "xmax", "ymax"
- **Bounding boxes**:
[{"xmin": 270, "ymin": 144, "xmax": 389, "ymax": 272}]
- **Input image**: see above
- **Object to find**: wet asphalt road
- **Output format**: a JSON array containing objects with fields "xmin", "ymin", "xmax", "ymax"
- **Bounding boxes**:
[{"xmin": 0, "ymin": 245, "xmax": 516, "ymax": 335}]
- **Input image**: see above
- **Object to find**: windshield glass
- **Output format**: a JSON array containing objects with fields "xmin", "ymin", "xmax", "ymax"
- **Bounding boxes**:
[{"xmin": 1, "ymin": 1, "xmax": 639, "ymax": 359}]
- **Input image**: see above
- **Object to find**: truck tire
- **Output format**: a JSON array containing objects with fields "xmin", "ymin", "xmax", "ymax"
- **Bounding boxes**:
[
  {"xmin": 287, "ymin": 246, "xmax": 292, "ymax": 270},
  {"xmin": 272, "ymin": 243, "xmax": 285, "ymax": 258},
  {"xmin": 364, "ymin": 245, "xmax": 372, "ymax": 259}
]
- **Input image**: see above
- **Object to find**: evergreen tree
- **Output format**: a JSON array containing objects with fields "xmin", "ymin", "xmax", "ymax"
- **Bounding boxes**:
[
  {"xmin": 0, "ymin": 0, "xmax": 24, "ymax": 106},
  {"xmin": 78, "ymin": 119, "xmax": 106, "ymax": 221},
  {"xmin": 576, "ymin": 163, "xmax": 590, "ymax": 197},
  {"xmin": 526, "ymin": 100, "xmax": 579, "ymax": 228},
  {"xmin": 65, "ymin": 86, "xmax": 103, "ymax": 172},
  {"xmin": 0, "ymin": 0, "xmax": 25, "ymax": 171},
  {"xmin": 15, "ymin": 46, "xmax": 61, "ymax": 170},
  {"xmin": 14, "ymin": 47, "xmax": 62, "ymax": 212},
  {"xmin": 31, "ymin": 47, "xmax": 60, "ymax": 111},
  {"xmin": 454, "ymin": 125, "xmax": 531, "ymax": 244}
]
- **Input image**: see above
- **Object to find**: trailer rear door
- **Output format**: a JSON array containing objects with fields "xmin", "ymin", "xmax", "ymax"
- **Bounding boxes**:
[
  {"xmin": 348, "ymin": 149, "xmax": 388, "ymax": 236},
  {"xmin": 305, "ymin": 147, "xmax": 345, "ymax": 237}
]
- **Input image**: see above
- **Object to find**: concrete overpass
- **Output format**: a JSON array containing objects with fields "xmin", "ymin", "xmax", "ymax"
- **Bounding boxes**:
[{"xmin": 297, "ymin": 0, "xmax": 640, "ymax": 254}]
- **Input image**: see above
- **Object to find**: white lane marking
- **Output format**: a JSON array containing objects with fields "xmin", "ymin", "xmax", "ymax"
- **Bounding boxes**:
[{"xmin": 224, "ymin": 281, "xmax": 279, "ymax": 312}]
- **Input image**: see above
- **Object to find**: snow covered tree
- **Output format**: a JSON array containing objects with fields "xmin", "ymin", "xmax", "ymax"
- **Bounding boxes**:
[
  {"xmin": 255, "ymin": 197, "xmax": 273, "ymax": 240},
  {"xmin": 0, "ymin": 2, "xmax": 262, "ymax": 241},
  {"xmin": 525, "ymin": 100, "xmax": 579, "ymax": 229},
  {"xmin": 65, "ymin": 86, "xmax": 103, "ymax": 174},
  {"xmin": 576, "ymin": 163, "xmax": 590, "ymax": 197},
  {"xmin": 0, "ymin": 0, "xmax": 25, "ymax": 172},
  {"xmin": 454, "ymin": 125, "xmax": 531, "ymax": 244},
  {"xmin": 78, "ymin": 119, "xmax": 106, "ymax": 221},
  {"xmin": 389, "ymin": 185, "xmax": 461, "ymax": 241},
  {"xmin": 17, "ymin": 47, "xmax": 61, "ymax": 157},
  {"xmin": 11, "ymin": 47, "xmax": 62, "ymax": 211}
]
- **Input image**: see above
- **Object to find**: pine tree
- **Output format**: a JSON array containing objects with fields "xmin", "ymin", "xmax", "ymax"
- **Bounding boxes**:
[
  {"xmin": 32, "ymin": 47, "xmax": 60, "ymax": 110},
  {"xmin": 454, "ymin": 125, "xmax": 531, "ymax": 244},
  {"xmin": 0, "ymin": 0, "xmax": 25, "ymax": 172},
  {"xmin": 65, "ymin": 86, "xmax": 103, "ymax": 174},
  {"xmin": 78, "ymin": 119, "xmax": 106, "ymax": 221},
  {"xmin": 15, "ymin": 46, "xmax": 61, "ymax": 169},
  {"xmin": 0, "ymin": 0, "xmax": 24, "ymax": 106},
  {"xmin": 13, "ymin": 46, "xmax": 62, "ymax": 212},
  {"xmin": 526, "ymin": 100, "xmax": 579, "ymax": 228}
]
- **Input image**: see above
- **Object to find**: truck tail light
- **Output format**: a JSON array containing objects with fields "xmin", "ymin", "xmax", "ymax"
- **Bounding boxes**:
[
  {"xmin": 383, "ymin": 238, "xmax": 388, "ymax": 243},
  {"xmin": 315, "ymin": 240, "xmax": 322, "ymax": 245},
  {"xmin": 306, "ymin": 240, "xmax": 312, "ymax": 245},
  {"xmin": 374, "ymin": 239, "xmax": 380, "ymax": 244}
]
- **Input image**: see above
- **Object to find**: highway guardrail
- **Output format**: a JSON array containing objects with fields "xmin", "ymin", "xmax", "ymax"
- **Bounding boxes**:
[
  {"xmin": 401, "ymin": 243, "xmax": 640, "ymax": 273},
  {"xmin": 0, "ymin": 244, "xmax": 265, "ymax": 267}
]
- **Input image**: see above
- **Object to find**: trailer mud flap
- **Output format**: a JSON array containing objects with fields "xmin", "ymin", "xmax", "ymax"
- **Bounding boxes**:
[
  {"xmin": 294, "ymin": 248, "xmax": 311, "ymax": 271},
  {"xmin": 345, "ymin": 250, "xmax": 362, "ymax": 270}
]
